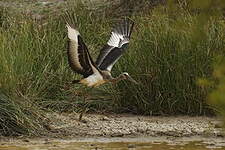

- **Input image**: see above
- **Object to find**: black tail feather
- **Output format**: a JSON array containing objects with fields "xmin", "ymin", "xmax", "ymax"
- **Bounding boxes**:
[{"xmin": 72, "ymin": 80, "xmax": 80, "ymax": 84}]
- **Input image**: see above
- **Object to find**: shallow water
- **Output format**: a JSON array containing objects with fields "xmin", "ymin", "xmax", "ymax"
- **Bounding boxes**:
[{"xmin": 1, "ymin": 137, "xmax": 225, "ymax": 150}]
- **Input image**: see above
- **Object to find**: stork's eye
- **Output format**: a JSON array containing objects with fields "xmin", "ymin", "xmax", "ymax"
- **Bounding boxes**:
[{"xmin": 123, "ymin": 73, "xmax": 129, "ymax": 77}]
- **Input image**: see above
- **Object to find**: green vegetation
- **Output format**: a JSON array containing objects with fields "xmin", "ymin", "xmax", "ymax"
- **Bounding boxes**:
[
  {"xmin": 210, "ymin": 62, "xmax": 225, "ymax": 124},
  {"xmin": 113, "ymin": 8, "xmax": 225, "ymax": 115},
  {"xmin": 0, "ymin": 0, "xmax": 225, "ymax": 135},
  {"xmin": 0, "ymin": 91, "xmax": 44, "ymax": 135},
  {"xmin": 200, "ymin": 57, "xmax": 225, "ymax": 126}
]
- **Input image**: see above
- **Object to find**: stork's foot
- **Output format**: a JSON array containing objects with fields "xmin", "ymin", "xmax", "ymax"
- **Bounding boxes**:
[
  {"xmin": 79, "ymin": 118, "xmax": 87, "ymax": 123},
  {"xmin": 78, "ymin": 107, "xmax": 88, "ymax": 123},
  {"xmin": 78, "ymin": 114, "xmax": 87, "ymax": 123},
  {"xmin": 78, "ymin": 112, "xmax": 84, "ymax": 121}
]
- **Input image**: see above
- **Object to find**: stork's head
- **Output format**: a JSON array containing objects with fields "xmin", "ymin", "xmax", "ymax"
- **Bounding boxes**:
[{"xmin": 121, "ymin": 72, "xmax": 138, "ymax": 84}]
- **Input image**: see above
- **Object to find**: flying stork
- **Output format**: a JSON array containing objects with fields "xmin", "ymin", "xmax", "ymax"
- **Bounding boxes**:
[{"xmin": 66, "ymin": 18, "xmax": 137, "ymax": 87}]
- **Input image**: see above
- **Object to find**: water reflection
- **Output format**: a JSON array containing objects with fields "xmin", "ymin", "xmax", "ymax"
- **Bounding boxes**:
[{"xmin": 1, "ymin": 137, "xmax": 225, "ymax": 150}]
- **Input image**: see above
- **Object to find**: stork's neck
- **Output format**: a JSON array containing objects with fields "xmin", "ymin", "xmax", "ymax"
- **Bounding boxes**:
[{"xmin": 110, "ymin": 73, "xmax": 126, "ymax": 83}]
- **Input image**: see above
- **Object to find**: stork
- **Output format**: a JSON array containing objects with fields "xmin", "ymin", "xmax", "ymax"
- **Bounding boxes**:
[{"xmin": 66, "ymin": 18, "xmax": 137, "ymax": 87}]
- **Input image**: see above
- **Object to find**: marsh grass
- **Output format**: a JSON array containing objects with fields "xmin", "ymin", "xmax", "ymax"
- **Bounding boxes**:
[
  {"xmin": 107, "ymin": 1, "xmax": 225, "ymax": 115},
  {"xmin": 0, "ymin": 2, "xmax": 115, "ymax": 135},
  {"xmin": 202, "ymin": 56, "xmax": 225, "ymax": 126},
  {"xmin": 0, "ymin": 90, "xmax": 44, "ymax": 135},
  {"xmin": 0, "ymin": 0, "xmax": 225, "ymax": 135},
  {"xmin": 114, "ymin": 8, "xmax": 225, "ymax": 115}
]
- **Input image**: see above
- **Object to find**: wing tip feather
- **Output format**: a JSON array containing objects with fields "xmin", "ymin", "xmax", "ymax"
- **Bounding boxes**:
[
  {"xmin": 66, "ymin": 24, "xmax": 80, "ymax": 42},
  {"xmin": 107, "ymin": 19, "xmax": 134, "ymax": 47}
]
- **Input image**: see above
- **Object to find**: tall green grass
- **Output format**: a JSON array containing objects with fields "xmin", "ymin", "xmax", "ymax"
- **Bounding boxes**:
[
  {"xmin": 0, "ymin": 91, "xmax": 43, "ymax": 135},
  {"xmin": 113, "ymin": 12, "xmax": 225, "ymax": 115},
  {"xmin": 0, "ymin": 10, "xmax": 61, "ymax": 135},
  {"xmin": 209, "ymin": 58, "xmax": 225, "ymax": 126},
  {"xmin": 107, "ymin": 1, "xmax": 225, "ymax": 115},
  {"xmin": 0, "ymin": 0, "xmax": 225, "ymax": 135},
  {"xmin": 0, "ymin": 2, "xmax": 113, "ymax": 135}
]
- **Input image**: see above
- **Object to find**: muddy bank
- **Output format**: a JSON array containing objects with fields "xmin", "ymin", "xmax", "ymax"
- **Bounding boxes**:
[
  {"xmin": 40, "ymin": 113, "xmax": 225, "ymax": 138},
  {"xmin": 0, "ymin": 113, "xmax": 224, "ymax": 149}
]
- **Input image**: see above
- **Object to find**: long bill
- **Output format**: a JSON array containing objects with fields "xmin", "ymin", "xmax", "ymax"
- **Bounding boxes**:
[{"xmin": 127, "ymin": 75, "xmax": 139, "ymax": 84}]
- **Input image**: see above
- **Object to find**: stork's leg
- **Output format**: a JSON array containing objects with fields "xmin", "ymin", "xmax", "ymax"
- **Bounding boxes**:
[
  {"xmin": 78, "ymin": 109, "xmax": 84, "ymax": 121},
  {"xmin": 78, "ymin": 87, "xmax": 92, "ymax": 122},
  {"xmin": 78, "ymin": 91, "xmax": 87, "ymax": 122},
  {"xmin": 79, "ymin": 103, "xmax": 88, "ymax": 122}
]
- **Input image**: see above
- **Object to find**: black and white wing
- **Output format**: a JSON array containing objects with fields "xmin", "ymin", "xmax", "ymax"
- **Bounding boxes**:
[
  {"xmin": 67, "ymin": 24, "xmax": 99, "ymax": 77},
  {"xmin": 95, "ymin": 19, "xmax": 134, "ymax": 72}
]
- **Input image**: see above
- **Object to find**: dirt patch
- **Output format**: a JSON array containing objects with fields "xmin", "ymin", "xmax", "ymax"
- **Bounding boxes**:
[
  {"xmin": 40, "ymin": 113, "xmax": 225, "ymax": 138},
  {"xmin": 0, "ymin": 0, "xmax": 112, "ymax": 20},
  {"xmin": 0, "ymin": 113, "xmax": 224, "ymax": 146},
  {"xmin": 0, "ymin": 0, "xmax": 67, "ymax": 20}
]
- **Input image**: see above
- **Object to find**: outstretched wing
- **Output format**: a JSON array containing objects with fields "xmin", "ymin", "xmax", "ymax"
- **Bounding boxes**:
[
  {"xmin": 67, "ymin": 24, "xmax": 99, "ymax": 77},
  {"xmin": 95, "ymin": 18, "xmax": 134, "ymax": 71}
]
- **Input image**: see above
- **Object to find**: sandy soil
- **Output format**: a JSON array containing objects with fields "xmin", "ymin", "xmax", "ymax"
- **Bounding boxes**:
[
  {"xmin": 40, "ymin": 113, "xmax": 225, "ymax": 138},
  {"xmin": 0, "ymin": 113, "xmax": 224, "ymax": 146}
]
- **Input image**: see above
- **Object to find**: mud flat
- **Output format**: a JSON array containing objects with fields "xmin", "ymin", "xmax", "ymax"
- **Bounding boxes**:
[
  {"xmin": 41, "ymin": 113, "xmax": 225, "ymax": 138},
  {"xmin": 0, "ymin": 113, "xmax": 225, "ymax": 149}
]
